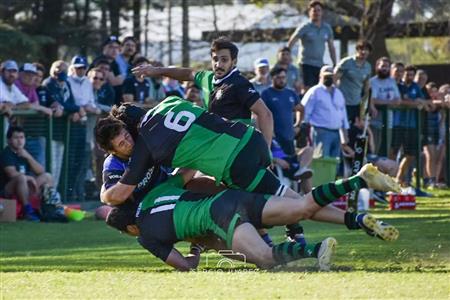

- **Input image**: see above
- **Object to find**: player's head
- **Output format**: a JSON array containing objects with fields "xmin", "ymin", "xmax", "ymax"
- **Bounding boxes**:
[
  {"xmin": 110, "ymin": 103, "xmax": 146, "ymax": 140},
  {"xmin": 106, "ymin": 200, "xmax": 140, "ymax": 236},
  {"xmin": 270, "ymin": 67, "xmax": 287, "ymax": 90},
  {"xmin": 210, "ymin": 37, "xmax": 238, "ymax": 79},
  {"xmin": 308, "ymin": 1, "xmax": 323, "ymax": 22},
  {"xmin": 375, "ymin": 57, "xmax": 390, "ymax": 79},
  {"xmin": 95, "ymin": 116, "xmax": 134, "ymax": 159}
]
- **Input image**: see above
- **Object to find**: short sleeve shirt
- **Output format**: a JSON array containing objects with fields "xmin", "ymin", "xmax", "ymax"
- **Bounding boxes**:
[
  {"xmin": 369, "ymin": 76, "xmax": 401, "ymax": 128},
  {"xmin": 122, "ymin": 77, "xmax": 151, "ymax": 104},
  {"xmin": 261, "ymin": 87, "xmax": 299, "ymax": 141},
  {"xmin": 0, "ymin": 78, "xmax": 28, "ymax": 104},
  {"xmin": 273, "ymin": 63, "xmax": 302, "ymax": 92},
  {"xmin": 295, "ymin": 21, "xmax": 334, "ymax": 67},
  {"xmin": 393, "ymin": 82, "xmax": 424, "ymax": 128},
  {"xmin": 0, "ymin": 146, "xmax": 31, "ymax": 186},
  {"xmin": 335, "ymin": 56, "xmax": 372, "ymax": 106}
]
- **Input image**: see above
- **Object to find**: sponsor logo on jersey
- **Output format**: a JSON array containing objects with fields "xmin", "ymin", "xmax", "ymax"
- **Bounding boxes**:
[
  {"xmin": 137, "ymin": 167, "xmax": 155, "ymax": 190},
  {"xmin": 215, "ymin": 88, "xmax": 223, "ymax": 100},
  {"xmin": 248, "ymin": 87, "xmax": 256, "ymax": 94}
]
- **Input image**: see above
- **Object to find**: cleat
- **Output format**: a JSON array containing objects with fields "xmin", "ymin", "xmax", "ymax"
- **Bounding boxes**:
[
  {"xmin": 357, "ymin": 213, "xmax": 399, "ymax": 241},
  {"xmin": 293, "ymin": 167, "xmax": 314, "ymax": 180},
  {"xmin": 358, "ymin": 163, "xmax": 401, "ymax": 193},
  {"xmin": 317, "ymin": 237, "xmax": 337, "ymax": 271}
]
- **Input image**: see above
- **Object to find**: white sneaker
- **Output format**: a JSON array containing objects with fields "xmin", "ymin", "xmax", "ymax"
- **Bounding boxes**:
[{"xmin": 317, "ymin": 237, "xmax": 337, "ymax": 271}]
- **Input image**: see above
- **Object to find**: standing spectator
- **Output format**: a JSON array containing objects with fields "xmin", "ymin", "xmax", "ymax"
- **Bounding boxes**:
[
  {"xmin": 273, "ymin": 47, "xmax": 303, "ymax": 95},
  {"xmin": 184, "ymin": 82, "xmax": 203, "ymax": 107},
  {"xmin": 116, "ymin": 36, "xmax": 138, "ymax": 78},
  {"xmin": 436, "ymin": 84, "xmax": 450, "ymax": 187},
  {"xmin": 262, "ymin": 67, "xmax": 313, "ymax": 191},
  {"xmin": 335, "ymin": 40, "xmax": 373, "ymax": 124},
  {"xmin": 163, "ymin": 75, "xmax": 185, "ymax": 98},
  {"xmin": 301, "ymin": 66, "xmax": 353, "ymax": 159},
  {"xmin": 0, "ymin": 126, "xmax": 58, "ymax": 221},
  {"xmin": 369, "ymin": 57, "xmax": 401, "ymax": 154},
  {"xmin": 91, "ymin": 36, "xmax": 124, "ymax": 105},
  {"xmin": 250, "ymin": 58, "xmax": 271, "ymax": 95},
  {"xmin": 122, "ymin": 57, "xmax": 153, "ymax": 106},
  {"xmin": 147, "ymin": 60, "xmax": 166, "ymax": 103},
  {"xmin": 0, "ymin": 60, "xmax": 29, "ymax": 111},
  {"xmin": 287, "ymin": 0, "xmax": 336, "ymax": 89},
  {"xmin": 391, "ymin": 65, "xmax": 427, "ymax": 186}
]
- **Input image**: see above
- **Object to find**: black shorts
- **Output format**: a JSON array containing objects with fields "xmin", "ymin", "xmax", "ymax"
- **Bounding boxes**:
[
  {"xmin": 391, "ymin": 127, "xmax": 419, "ymax": 156},
  {"xmin": 301, "ymin": 64, "xmax": 320, "ymax": 87},
  {"xmin": 228, "ymin": 131, "xmax": 285, "ymax": 195},
  {"xmin": 275, "ymin": 137, "xmax": 296, "ymax": 157}
]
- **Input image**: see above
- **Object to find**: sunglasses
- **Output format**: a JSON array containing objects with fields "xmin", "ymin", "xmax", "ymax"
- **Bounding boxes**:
[{"xmin": 93, "ymin": 77, "xmax": 104, "ymax": 81}]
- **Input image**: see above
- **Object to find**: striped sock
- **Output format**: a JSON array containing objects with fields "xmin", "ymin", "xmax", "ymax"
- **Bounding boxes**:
[
  {"xmin": 311, "ymin": 175, "xmax": 367, "ymax": 207},
  {"xmin": 344, "ymin": 211, "xmax": 361, "ymax": 230},
  {"xmin": 272, "ymin": 241, "xmax": 321, "ymax": 265}
]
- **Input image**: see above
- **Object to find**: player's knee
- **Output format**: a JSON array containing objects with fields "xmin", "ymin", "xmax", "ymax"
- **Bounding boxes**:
[
  {"xmin": 253, "ymin": 248, "xmax": 275, "ymax": 269},
  {"xmin": 13, "ymin": 174, "xmax": 27, "ymax": 185},
  {"xmin": 291, "ymin": 204, "xmax": 315, "ymax": 221}
]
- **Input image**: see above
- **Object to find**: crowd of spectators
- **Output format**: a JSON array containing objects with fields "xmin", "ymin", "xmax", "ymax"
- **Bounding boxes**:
[{"xmin": 1, "ymin": 0, "xmax": 449, "ymax": 221}]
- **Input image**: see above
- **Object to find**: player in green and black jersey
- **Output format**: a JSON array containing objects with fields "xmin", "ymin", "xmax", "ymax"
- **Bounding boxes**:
[{"xmin": 106, "ymin": 164, "xmax": 401, "ymax": 271}]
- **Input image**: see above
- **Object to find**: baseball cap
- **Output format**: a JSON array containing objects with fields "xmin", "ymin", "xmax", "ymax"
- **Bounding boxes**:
[
  {"xmin": 2, "ymin": 60, "xmax": 19, "ymax": 71},
  {"xmin": 102, "ymin": 35, "xmax": 121, "ymax": 47},
  {"xmin": 20, "ymin": 63, "xmax": 38, "ymax": 74},
  {"xmin": 254, "ymin": 58, "xmax": 269, "ymax": 68},
  {"xmin": 71, "ymin": 55, "xmax": 88, "ymax": 68},
  {"xmin": 320, "ymin": 65, "xmax": 334, "ymax": 76}
]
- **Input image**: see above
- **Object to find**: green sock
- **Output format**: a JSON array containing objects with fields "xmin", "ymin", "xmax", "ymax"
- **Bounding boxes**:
[
  {"xmin": 272, "ymin": 242, "xmax": 321, "ymax": 265},
  {"xmin": 311, "ymin": 175, "xmax": 367, "ymax": 207}
]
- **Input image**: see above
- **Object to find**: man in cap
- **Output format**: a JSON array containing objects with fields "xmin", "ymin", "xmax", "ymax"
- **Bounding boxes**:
[
  {"xmin": 250, "ymin": 58, "xmax": 271, "ymax": 94},
  {"xmin": 0, "ymin": 60, "xmax": 29, "ymax": 114}
]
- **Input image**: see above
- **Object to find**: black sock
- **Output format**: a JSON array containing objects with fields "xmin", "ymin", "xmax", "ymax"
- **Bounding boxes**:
[
  {"xmin": 285, "ymin": 223, "xmax": 304, "ymax": 238},
  {"xmin": 344, "ymin": 211, "xmax": 361, "ymax": 230},
  {"xmin": 272, "ymin": 241, "xmax": 321, "ymax": 265},
  {"xmin": 311, "ymin": 175, "xmax": 368, "ymax": 207}
]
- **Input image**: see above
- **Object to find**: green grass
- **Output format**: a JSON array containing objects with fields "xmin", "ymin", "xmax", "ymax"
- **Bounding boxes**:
[{"xmin": 1, "ymin": 191, "xmax": 450, "ymax": 299}]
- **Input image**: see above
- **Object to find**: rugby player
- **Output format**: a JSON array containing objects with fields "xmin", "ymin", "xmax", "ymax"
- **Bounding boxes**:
[{"xmin": 105, "ymin": 162, "xmax": 400, "ymax": 271}]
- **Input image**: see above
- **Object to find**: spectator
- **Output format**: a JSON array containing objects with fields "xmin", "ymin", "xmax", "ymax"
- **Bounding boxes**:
[
  {"xmin": 391, "ymin": 65, "xmax": 427, "ymax": 186},
  {"xmin": 122, "ymin": 57, "xmax": 153, "ymax": 106},
  {"xmin": 87, "ymin": 67, "xmax": 115, "ymax": 113},
  {"xmin": 250, "ymin": 58, "xmax": 271, "ymax": 95},
  {"xmin": 116, "ymin": 36, "xmax": 138, "ymax": 78},
  {"xmin": 273, "ymin": 47, "xmax": 303, "ymax": 95},
  {"xmin": 147, "ymin": 60, "xmax": 166, "ymax": 103},
  {"xmin": 436, "ymin": 84, "xmax": 450, "ymax": 187},
  {"xmin": 90, "ymin": 36, "xmax": 124, "ymax": 105},
  {"xmin": 0, "ymin": 60, "xmax": 29, "ymax": 112},
  {"xmin": 15, "ymin": 63, "xmax": 53, "ymax": 116},
  {"xmin": 369, "ymin": 57, "xmax": 401, "ymax": 154},
  {"xmin": 287, "ymin": 0, "xmax": 336, "ymax": 89},
  {"xmin": 184, "ymin": 82, "xmax": 203, "ymax": 107},
  {"xmin": 33, "ymin": 63, "xmax": 60, "ymax": 113},
  {"xmin": 68, "ymin": 56, "xmax": 101, "ymax": 115},
  {"xmin": 335, "ymin": 40, "xmax": 373, "ymax": 124},
  {"xmin": 0, "ymin": 126, "xmax": 59, "ymax": 221},
  {"xmin": 301, "ymin": 65, "xmax": 353, "ymax": 159}
]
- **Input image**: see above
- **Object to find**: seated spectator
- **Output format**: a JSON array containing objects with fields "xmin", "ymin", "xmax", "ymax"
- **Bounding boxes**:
[
  {"xmin": 301, "ymin": 65, "xmax": 354, "ymax": 159},
  {"xmin": 250, "ymin": 58, "xmax": 271, "ymax": 94},
  {"xmin": 87, "ymin": 67, "xmax": 115, "ymax": 113},
  {"xmin": 15, "ymin": 63, "xmax": 53, "ymax": 116},
  {"xmin": 147, "ymin": 60, "xmax": 166, "ymax": 103},
  {"xmin": 163, "ymin": 75, "xmax": 185, "ymax": 98},
  {"xmin": 68, "ymin": 55, "xmax": 101, "ymax": 115},
  {"xmin": 90, "ymin": 36, "xmax": 124, "ymax": 105},
  {"xmin": 116, "ymin": 36, "xmax": 138, "ymax": 78},
  {"xmin": 273, "ymin": 47, "xmax": 303, "ymax": 95},
  {"xmin": 184, "ymin": 82, "xmax": 203, "ymax": 107},
  {"xmin": 0, "ymin": 126, "xmax": 59, "ymax": 221},
  {"xmin": 122, "ymin": 57, "xmax": 153, "ymax": 107},
  {"xmin": 0, "ymin": 60, "xmax": 29, "ymax": 113}
]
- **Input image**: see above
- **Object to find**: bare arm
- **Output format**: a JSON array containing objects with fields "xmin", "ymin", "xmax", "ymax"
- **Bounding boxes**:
[
  {"xmin": 100, "ymin": 182, "xmax": 135, "ymax": 205},
  {"xmin": 250, "ymin": 99, "xmax": 273, "ymax": 146},
  {"xmin": 132, "ymin": 65, "xmax": 195, "ymax": 82},
  {"xmin": 165, "ymin": 247, "xmax": 201, "ymax": 271},
  {"xmin": 328, "ymin": 39, "xmax": 337, "ymax": 66},
  {"xmin": 287, "ymin": 32, "xmax": 299, "ymax": 50},
  {"xmin": 16, "ymin": 148, "xmax": 44, "ymax": 175}
]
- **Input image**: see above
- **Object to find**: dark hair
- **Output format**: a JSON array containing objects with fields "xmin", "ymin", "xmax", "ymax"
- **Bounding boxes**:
[
  {"xmin": 426, "ymin": 82, "xmax": 437, "ymax": 90},
  {"xmin": 105, "ymin": 200, "xmax": 138, "ymax": 232},
  {"xmin": 376, "ymin": 56, "xmax": 390, "ymax": 66},
  {"xmin": 356, "ymin": 40, "xmax": 373, "ymax": 52},
  {"xmin": 123, "ymin": 36, "xmax": 138, "ymax": 45},
  {"xmin": 405, "ymin": 65, "xmax": 417, "ymax": 73},
  {"xmin": 7, "ymin": 126, "xmax": 24, "ymax": 139},
  {"xmin": 210, "ymin": 36, "xmax": 239, "ymax": 60},
  {"xmin": 88, "ymin": 67, "xmax": 105, "ymax": 77},
  {"xmin": 309, "ymin": 0, "xmax": 324, "ymax": 9},
  {"xmin": 94, "ymin": 117, "xmax": 126, "ymax": 152},
  {"xmin": 94, "ymin": 59, "xmax": 111, "ymax": 67},
  {"xmin": 278, "ymin": 46, "xmax": 291, "ymax": 54},
  {"xmin": 185, "ymin": 82, "xmax": 200, "ymax": 91},
  {"xmin": 391, "ymin": 62, "xmax": 404, "ymax": 69},
  {"xmin": 270, "ymin": 67, "xmax": 287, "ymax": 77},
  {"xmin": 110, "ymin": 103, "xmax": 146, "ymax": 141},
  {"xmin": 33, "ymin": 62, "xmax": 46, "ymax": 74},
  {"xmin": 132, "ymin": 56, "xmax": 150, "ymax": 68}
]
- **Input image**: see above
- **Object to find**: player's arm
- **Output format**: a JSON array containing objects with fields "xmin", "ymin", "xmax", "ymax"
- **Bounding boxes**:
[
  {"xmin": 327, "ymin": 38, "xmax": 337, "ymax": 66},
  {"xmin": 251, "ymin": 99, "xmax": 273, "ymax": 146},
  {"xmin": 132, "ymin": 64, "xmax": 195, "ymax": 82},
  {"xmin": 100, "ymin": 182, "xmax": 135, "ymax": 205},
  {"xmin": 165, "ymin": 247, "xmax": 201, "ymax": 272},
  {"xmin": 287, "ymin": 26, "xmax": 301, "ymax": 49}
]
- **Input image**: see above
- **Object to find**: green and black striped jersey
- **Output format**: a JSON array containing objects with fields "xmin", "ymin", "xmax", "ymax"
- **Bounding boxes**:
[{"xmin": 121, "ymin": 96, "xmax": 254, "ymax": 185}]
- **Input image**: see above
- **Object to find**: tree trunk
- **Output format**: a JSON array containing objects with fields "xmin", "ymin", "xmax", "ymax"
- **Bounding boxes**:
[
  {"xmin": 108, "ymin": 0, "xmax": 121, "ymax": 36},
  {"xmin": 133, "ymin": 0, "xmax": 141, "ymax": 44},
  {"xmin": 39, "ymin": 0, "xmax": 64, "ymax": 66},
  {"xmin": 167, "ymin": 0, "xmax": 173, "ymax": 65},
  {"xmin": 100, "ymin": 0, "xmax": 108, "ymax": 41},
  {"xmin": 81, "ymin": 0, "xmax": 90, "ymax": 56},
  {"xmin": 181, "ymin": 0, "xmax": 189, "ymax": 67},
  {"xmin": 144, "ymin": 0, "xmax": 150, "ymax": 57}
]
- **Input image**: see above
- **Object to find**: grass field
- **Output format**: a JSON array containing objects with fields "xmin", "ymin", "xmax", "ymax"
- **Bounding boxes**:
[{"xmin": 1, "ymin": 191, "xmax": 449, "ymax": 299}]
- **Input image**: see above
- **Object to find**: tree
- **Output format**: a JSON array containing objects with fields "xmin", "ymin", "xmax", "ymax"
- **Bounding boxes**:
[{"xmin": 181, "ymin": 0, "xmax": 189, "ymax": 67}]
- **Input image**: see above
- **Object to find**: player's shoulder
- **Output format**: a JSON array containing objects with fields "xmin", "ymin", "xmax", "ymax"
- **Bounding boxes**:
[{"xmin": 103, "ymin": 154, "xmax": 127, "ymax": 171}]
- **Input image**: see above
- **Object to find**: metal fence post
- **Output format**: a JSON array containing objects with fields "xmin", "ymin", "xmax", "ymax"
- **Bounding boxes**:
[
  {"xmin": 60, "ymin": 117, "xmax": 71, "ymax": 202},
  {"xmin": 415, "ymin": 109, "xmax": 422, "ymax": 189},
  {"xmin": 0, "ymin": 114, "xmax": 5, "ymax": 150},
  {"xmin": 46, "ymin": 115, "xmax": 53, "ymax": 172}
]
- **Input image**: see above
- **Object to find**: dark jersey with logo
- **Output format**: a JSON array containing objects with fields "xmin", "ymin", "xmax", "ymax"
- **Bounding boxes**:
[
  {"xmin": 102, "ymin": 154, "xmax": 169, "ymax": 201},
  {"xmin": 194, "ymin": 69, "xmax": 260, "ymax": 123},
  {"xmin": 122, "ymin": 77, "xmax": 151, "ymax": 104},
  {"xmin": 120, "ymin": 96, "xmax": 254, "ymax": 186}
]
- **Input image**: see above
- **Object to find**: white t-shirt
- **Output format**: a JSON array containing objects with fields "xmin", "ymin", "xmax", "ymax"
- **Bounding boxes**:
[
  {"xmin": 0, "ymin": 77, "xmax": 28, "ymax": 104},
  {"xmin": 67, "ymin": 76, "xmax": 95, "ymax": 106}
]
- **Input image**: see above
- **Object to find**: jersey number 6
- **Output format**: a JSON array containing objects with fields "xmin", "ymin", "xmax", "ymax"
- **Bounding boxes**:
[{"xmin": 163, "ymin": 111, "xmax": 196, "ymax": 132}]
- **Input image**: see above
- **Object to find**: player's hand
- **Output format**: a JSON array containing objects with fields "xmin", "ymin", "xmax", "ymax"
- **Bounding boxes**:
[
  {"xmin": 190, "ymin": 243, "xmax": 205, "ymax": 254},
  {"xmin": 341, "ymin": 144, "xmax": 355, "ymax": 158},
  {"xmin": 132, "ymin": 63, "xmax": 158, "ymax": 78},
  {"xmin": 16, "ymin": 148, "xmax": 32, "ymax": 160}
]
